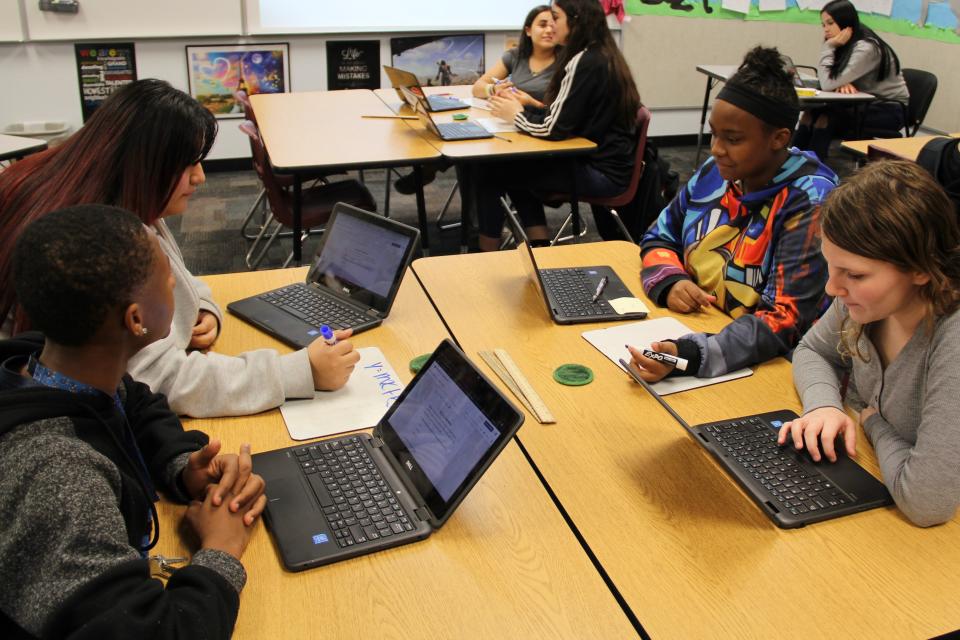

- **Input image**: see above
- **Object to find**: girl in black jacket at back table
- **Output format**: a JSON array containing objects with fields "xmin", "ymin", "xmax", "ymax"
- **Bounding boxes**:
[{"xmin": 478, "ymin": 0, "xmax": 641, "ymax": 251}]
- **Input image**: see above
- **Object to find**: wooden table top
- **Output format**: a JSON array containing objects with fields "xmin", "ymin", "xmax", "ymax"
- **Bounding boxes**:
[
  {"xmin": 412, "ymin": 240, "xmax": 960, "ymax": 639},
  {"xmin": 696, "ymin": 65, "xmax": 875, "ymax": 102},
  {"xmin": 842, "ymin": 132, "xmax": 960, "ymax": 160},
  {"xmin": 374, "ymin": 85, "xmax": 597, "ymax": 161},
  {"xmin": 153, "ymin": 266, "xmax": 635, "ymax": 639},
  {"xmin": 250, "ymin": 89, "xmax": 440, "ymax": 173}
]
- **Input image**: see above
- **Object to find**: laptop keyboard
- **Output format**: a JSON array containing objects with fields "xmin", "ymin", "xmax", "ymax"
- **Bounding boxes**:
[
  {"xmin": 436, "ymin": 121, "xmax": 489, "ymax": 140},
  {"xmin": 540, "ymin": 268, "xmax": 616, "ymax": 318},
  {"xmin": 258, "ymin": 284, "xmax": 368, "ymax": 330},
  {"xmin": 704, "ymin": 417, "xmax": 852, "ymax": 517},
  {"xmin": 295, "ymin": 436, "xmax": 415, "ymax": 547}
]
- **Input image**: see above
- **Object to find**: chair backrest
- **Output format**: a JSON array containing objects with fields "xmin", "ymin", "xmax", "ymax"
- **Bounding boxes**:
[
  {"xmin": 239, "ymin": 120, "xmax": 293, "ymax": 224},
  {"xmin": 902, "ymin": 68, "xmax": 937, "ymax": 136},
  {"xmin": 233, "ymin": 90, "xmax": 257, "ymax": 125},
  {"xmin": 601, "ymin": 106, "xmax": 652, "ymax": 207}
]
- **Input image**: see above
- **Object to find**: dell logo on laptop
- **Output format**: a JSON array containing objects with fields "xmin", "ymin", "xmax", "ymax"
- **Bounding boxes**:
[{"xmin": 405, "ymin": 460, "xmax": 413, "ymax": 471}]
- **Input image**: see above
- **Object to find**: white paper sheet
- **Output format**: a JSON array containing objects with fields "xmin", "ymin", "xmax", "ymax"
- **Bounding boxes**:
[
  {"xmin": 477, "ymin": 117, "xmax": 519, "ymax": 133},
  {"xmin": 608, "ymin": 297, "xmax": 650, "ymax": 315},
  {"xmin": 759, "ymin": 0, "xmax": 787, "ymax": 11},
  {"xmin": 581, "ymin": 317, "xmax": 752, "ymax": 396},
  {"xmin": 280, "ymin": 347, "xmax": 405, "ymax": 440},
  {"xmin": 721, "ymin": 0, "xmax": 751, "ymax": 14},
  {"xmin": 470, "ymin": 97, "xmax": 492, "ymax": 110}
]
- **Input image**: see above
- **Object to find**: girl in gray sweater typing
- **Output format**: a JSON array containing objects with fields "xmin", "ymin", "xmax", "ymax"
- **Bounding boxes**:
[{"xmin": 780, "ymin": 160, "xmax": 960, "ymax": 527}]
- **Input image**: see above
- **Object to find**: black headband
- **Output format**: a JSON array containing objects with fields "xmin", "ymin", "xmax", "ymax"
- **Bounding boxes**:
[{"xmin": 716, "ymin": 81, "xmax": 799, "ymax": 130}]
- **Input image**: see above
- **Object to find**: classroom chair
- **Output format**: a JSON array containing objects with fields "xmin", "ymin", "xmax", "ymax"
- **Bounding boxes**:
[
  {"xmin": 861, "ymin": 69, "xmax": 938, "ymax": 139},
  {"xmin": 238, "ymin": 120, "xmax": 376, "ymax": 269},
  {"xmin": 234, "ymin": 91, "xmax": 340, "ymax": 242},
  {"xmin": 538, "ymin": 106, "xmax": 652, "ymax": 245}
]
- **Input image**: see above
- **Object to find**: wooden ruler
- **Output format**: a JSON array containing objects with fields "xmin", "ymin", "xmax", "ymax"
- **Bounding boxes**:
[{"xmin": 478, "ymin": 349, "xmax": 555, "ymax": 424}]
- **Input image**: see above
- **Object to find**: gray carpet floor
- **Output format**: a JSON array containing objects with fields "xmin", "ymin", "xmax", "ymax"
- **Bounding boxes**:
[{"xmin": 168, "ymin": 142, "xmax": 858, "ymax": 276}]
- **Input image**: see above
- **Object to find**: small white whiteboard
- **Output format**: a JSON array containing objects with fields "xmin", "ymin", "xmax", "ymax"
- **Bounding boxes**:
[
  {"xmin": 581, "ymin": 317, "xmax": 752, "ymax": 396},
  {"xmin": 280, "ymin": 347, "xmax": 405, "ymax": 441}
]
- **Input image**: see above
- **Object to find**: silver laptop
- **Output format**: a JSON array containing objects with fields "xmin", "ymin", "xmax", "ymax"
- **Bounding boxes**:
[
  {"xmin": 383, "ymin": 65, "xmax": 469, "ymax": 112},
  {"xmin": 253, "ymin": 339, "xmax": 524, "ymax": 571}
]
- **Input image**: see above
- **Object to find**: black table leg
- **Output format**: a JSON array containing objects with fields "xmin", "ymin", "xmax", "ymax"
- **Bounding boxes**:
[
  {"xmin": 414, "ymin": 165, "xmax": 430, "ymax": 256},
  {"xmin": 293, "ymin": 175, "xmax": 302, "ymax": 265},
  {"xmin": 694, "ymin": 77, "xmax": 717, "ymax": 169}
]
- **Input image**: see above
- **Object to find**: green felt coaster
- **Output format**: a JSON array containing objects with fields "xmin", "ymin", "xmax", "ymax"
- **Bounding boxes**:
[
  {"xmin": 553, "ymin": 363, "xmax": 594, "ymax": 386},
  {"xmin": 409, "ymin": 353, "xmax": 432, "ymax": 373}
]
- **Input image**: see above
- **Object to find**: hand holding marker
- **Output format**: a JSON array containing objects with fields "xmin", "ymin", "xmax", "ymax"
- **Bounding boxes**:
[
  {"xmin": 320, "ymin": 324, "xmax": 338, "ymax": 346},
  {"xmin": 626, "ymin": 343, "xmax": 688, "ymax": 372}
]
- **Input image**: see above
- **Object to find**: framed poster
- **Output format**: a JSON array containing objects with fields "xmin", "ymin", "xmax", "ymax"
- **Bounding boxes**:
[
  {"xmin": 186, "ymin": 43, "xmax": 290, "ymax": 119},
  {"xmin": 389, "ymin": 34, "xmax": 484, "ymax": 87},
  {"xmin": 74, "ymin": 43, "xmax": 137, "ymax": 122},
  {"xmin": 326, "ymin": 40, "xmax": 380, "ymax": 91}
]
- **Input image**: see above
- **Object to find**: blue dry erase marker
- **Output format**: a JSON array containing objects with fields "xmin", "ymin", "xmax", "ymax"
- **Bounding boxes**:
[{"xmin": 320, "ymin": 325, "xmax": 337, "ymax": 346}]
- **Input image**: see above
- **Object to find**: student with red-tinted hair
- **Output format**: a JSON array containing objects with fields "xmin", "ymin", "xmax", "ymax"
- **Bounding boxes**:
[{"xmin": 0, "ymin": 79, "xmax": 359, "ymax": 418}]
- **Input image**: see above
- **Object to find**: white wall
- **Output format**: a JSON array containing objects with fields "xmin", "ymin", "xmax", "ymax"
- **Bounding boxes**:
[
  {"xmin": 623, "ymin": 14, "xmax": 959, "ymax": 134},
  {"xmin": 0, "ymin": 32, "xmax": 521, "ymax": 160}
]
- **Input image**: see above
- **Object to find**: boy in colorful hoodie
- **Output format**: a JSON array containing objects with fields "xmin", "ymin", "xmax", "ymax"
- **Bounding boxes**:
[{"xmin": 632, "ymin": 47, "xmax": 839, "ymax": 381}]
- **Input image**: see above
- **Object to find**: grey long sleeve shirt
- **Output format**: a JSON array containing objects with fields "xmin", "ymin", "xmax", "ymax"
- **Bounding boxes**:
[
  {"xmin": 817, "ymin": 39, "xmax": 909, "ymax": 104},
  {"xmin": 126, "ymin": 220, "xmax": 315, "ymax": 418},
  {"xmin": 793, "ymin": 300, "xmax": 960, "ymax": 526}
]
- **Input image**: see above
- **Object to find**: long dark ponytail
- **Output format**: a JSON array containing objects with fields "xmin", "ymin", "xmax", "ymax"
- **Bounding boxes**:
[
  {"xmin": 822, "ymin": 0, "xmax": 900, "ymax": 82},
  {"xmin": 545, "ymin": 0, "xmax": 640, "ymax": 129}
]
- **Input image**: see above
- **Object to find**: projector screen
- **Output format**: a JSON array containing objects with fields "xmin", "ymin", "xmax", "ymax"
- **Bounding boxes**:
[{"xmin": 246, "ymin": 0, "xmax": 533, "ymax": 33}]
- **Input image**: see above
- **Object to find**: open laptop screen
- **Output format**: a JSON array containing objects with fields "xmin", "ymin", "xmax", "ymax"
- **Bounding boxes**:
[
  {"xmin": 503, "ymin": 206, "xmax": 550, "ymax": 302},
  {"xmin": 378, "ymin": 341, "xmax": 521, "ymax": 525},
  {"xmin": 309, "ymin": 206, "xmax": 416, "ymax": 309}
]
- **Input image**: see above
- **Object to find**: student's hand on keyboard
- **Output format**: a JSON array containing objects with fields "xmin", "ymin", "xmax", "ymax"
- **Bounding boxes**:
[
  {"xmin": 308, "ymin": 328, "xmax": 361, "ymax": 391},
  {"xmin": 186, "ymin": 485, "xmax": 264, "ymax": 560},
  {"xmin": 626, "ymin": 342, "xmax": 675, "ymax": 383},
  {"xmin": 777, "ymin": 407, "xmax": 858, "ymax": 463},
  {"xmin": 182, "ymin": 441, "xmax": 267, "ymax": 525},
  {"xmin": 665, "ymin": 280, "xmax": 716, "ymax": 313}
]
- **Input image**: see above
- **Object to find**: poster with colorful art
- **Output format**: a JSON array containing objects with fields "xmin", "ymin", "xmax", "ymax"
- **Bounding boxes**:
[
  {"xmin": 186, "ymin": 43, "xmax": 290, "ymax": 119},
  {"xmin": 75, "ymin": 43, "xmax": 137, "ymax": 122},
  {"xmin": 390, "ymin": 34, "xmax": 485, "ymax": 86}
]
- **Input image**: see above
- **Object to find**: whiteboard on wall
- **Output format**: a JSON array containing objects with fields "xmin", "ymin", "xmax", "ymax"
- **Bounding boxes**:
[
  {"xmin": 245, "ymin": 0, "xmax": 533, "ymax": 33},
  {"xmin": 23, "ymin": 0, "xmax": 242, "ymax": 41},
  {"xmin": 0, "ymin": 2, "xmax": 24, "ymax": 42}
]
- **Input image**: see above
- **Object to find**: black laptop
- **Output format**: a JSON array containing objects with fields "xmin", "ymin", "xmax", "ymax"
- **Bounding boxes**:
[
  {"xmin": 253, "ymin": 339, "xmax": 524, "ymax": 571},
  {"xmin": 383, "ymin": 65, "xmax": 469, "ymax": 112},
  {"xmin": 781, "ymin": 54, "xmax": 821, "ymax": 90},
  {"xmin": 503, "ymin": 206, "xmax": 648, "ymax": 324},
  {"xmin": 227, "ymin": 203, "xmax": 419, "ymax": 349},
  {"xmin": 619, "ymin": 358, "xmax": 892, "ymax": 528}
]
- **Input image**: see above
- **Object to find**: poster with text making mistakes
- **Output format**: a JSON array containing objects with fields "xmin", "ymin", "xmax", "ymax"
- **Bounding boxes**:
[
  {"xmin": 75, "ymin": 43, "xmax": 137, "ymax": 122},
  {"xmin": 326, "ymin": 41, "xmax": 380, "ymax": 91}
]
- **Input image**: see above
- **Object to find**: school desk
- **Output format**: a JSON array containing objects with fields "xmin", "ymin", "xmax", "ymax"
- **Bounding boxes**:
[
  {"xmin": 152, "ymin": 266, "xmax": 636, "ymax": 639},
  {"xmin": 412, "ymin": 240, "xmax": 960, "ymax": 639},
  {"xmin": 841, "ymin": 132, "xmax": 960, "ymax": 161},
  {"xmin": 250, "ymin": 90, "xmax": 441, "ymax": 263},
  {"xmin": 375, "ymin": 85, "xmax": 598, "ymax": 252},
  {"xmin": 0, "ymin": 132, "xmax": 47, "ymax": 162},
  {"xmin": 694, "ymin": 64, "xmax": 876, "ymax": 169}
]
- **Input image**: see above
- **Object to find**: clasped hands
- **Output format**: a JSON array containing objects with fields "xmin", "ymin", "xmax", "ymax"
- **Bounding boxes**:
[{"xmin": 181, "ymin": 439, "xmax": 267, "ymax": 526}]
